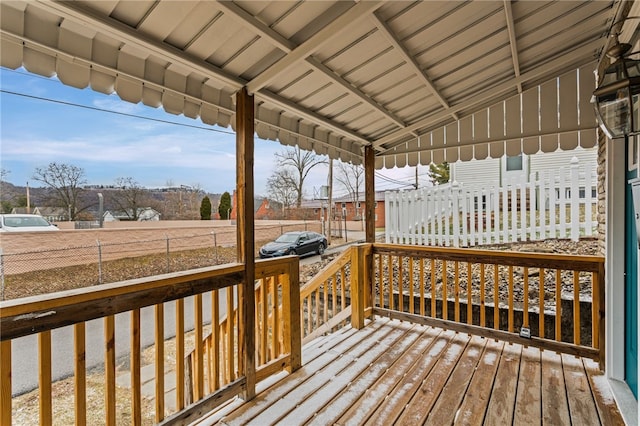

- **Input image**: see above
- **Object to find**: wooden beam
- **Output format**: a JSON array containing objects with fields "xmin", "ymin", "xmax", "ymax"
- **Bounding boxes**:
[
  {"xmin": 236, "ymin": 86, "xmax": 256, "ymax": 400},
  {"xmin": 365, "ymin": 145, "xmax": 375, "ymax": 243}
]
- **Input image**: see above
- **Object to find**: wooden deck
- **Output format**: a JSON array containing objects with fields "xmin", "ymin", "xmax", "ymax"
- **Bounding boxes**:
[{"xmin": 196, "ymin": 317, "xmax": 624, "ymax": 426}]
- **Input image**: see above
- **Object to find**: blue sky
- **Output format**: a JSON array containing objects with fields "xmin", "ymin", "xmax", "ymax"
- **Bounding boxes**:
[{"xmin": 0, "ymin": 67, "xmax": 422, "ymax": 196}]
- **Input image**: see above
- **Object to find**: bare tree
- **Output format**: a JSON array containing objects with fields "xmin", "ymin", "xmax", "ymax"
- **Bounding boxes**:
[
  {"xmin": 335, "ymin": 161, "xmax": 364, "ymax": 218},
  {"xmin": 266, "ymin": 168, "xmax": 297, "ymax": 214},
  {"xmin": 275, "ymin": 146, "xmax": 327, "ymax": 207},
  {"xmin": 32, "ymin": 162, "xmax": 88, "ymax": 220},
  {"xmin": 108, "ymin": 177, "xmax": 153, "ymax": 220}
]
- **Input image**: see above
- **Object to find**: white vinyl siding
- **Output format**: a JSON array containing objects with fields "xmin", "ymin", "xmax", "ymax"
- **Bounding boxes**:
[
  {"xmin": 450, "ymin": 158, "xmax": 501, "ymax": 187},
  {"xmin": 529, "ymin": 147, "xmax": 597, "ymax": 187},
  {"xmin": 451, "ymin": 148, "xmax": 596, "ymax": 188}
]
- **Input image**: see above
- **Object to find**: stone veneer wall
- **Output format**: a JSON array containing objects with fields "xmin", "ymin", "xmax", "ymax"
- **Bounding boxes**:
[{"xmin": 597, "ymin": 129, "xmax": 607, "ymax": 256}]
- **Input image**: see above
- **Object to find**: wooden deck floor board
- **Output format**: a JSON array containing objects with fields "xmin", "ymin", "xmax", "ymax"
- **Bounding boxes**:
[
  {"xmin": 583, "ymin": 358, "xmax": 626, "ymax": 426},
  {"xmin": 332, "ymin": 326, "xmax": 446, "ymax": 426},
  {"xmin": 206, "ymin": 317, "xmax": 625, "ymax": 426},
  {"xmin": 278, "ymin": 323, "xmax": 421, "ymax": 425},
  {"xmin": 218, "ymin": 319, "xmax": 392, "ymax": 425},
  {"xmin": 484, "ymin": 342, "xmax": 522, "ymax": 424},
  {"xmin": 226, "ymin": 320, "xmax": 410, "ymax": 425},
  {"xmin": 363, "ymin": 330, "xmax": 461, "ymax": 426},
  {"xmin": 421, "ymin": 335, "xmax": 486, "ymax": 426},
  {"xmin": 396, "ymin": 332, "xmax": 471, "ymax": 425},
  {"xmin": 305, "ymin": 325, "xmax": 432, "ymax": 426},
  {"xmin": 541, "ymin": 349, "xmax": 571, "ymax": 425},
  {"xmin": 454, "ymin": 338, "xmax": 505, "ymax": 425},
  {"xmin": 562, "ymin": 353, "xmax": 600, "ymax": 424},
  {"xmin": 513, "ymin": 345, "xmax": 542, "ymax": 424}
]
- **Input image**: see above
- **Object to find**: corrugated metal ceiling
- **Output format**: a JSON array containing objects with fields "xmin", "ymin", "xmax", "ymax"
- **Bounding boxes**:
[{"xmin": 0, "ymin": 1, "xmax": 627, "ymax": 167}]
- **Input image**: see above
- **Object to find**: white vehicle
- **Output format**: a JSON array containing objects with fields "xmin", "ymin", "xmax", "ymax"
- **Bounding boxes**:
[{"xmin": 0, "ymin": 214, "xmax": 59, "ymax": 232}]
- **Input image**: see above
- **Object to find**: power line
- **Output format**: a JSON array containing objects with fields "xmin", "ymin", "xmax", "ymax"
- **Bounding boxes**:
[{"xmin": 0, "ymin": 89, "xmax": 236, "ymax": 135}]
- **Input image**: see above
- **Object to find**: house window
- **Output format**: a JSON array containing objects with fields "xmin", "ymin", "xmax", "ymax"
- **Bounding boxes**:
[
  {"xmin": 356, "ymin": 202, "xmax": 361, "ymax": 209},
  {"xmin": 506, "ymin": 154, "xmax": 523, "ymax": 171},
  {"xmin": 375, "ymin": 214, "xmax": 378, "ymax": 221},
  {"xmin": 341, "ymin": 202, "xmax": 346, "ymax": 208},
  {"xmin": 374, "ymin": 201, "xmax": 378, "ymax": 208}
]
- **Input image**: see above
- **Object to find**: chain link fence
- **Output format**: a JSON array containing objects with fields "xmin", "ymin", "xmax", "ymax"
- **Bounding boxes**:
[{"xmin": 1, "ymin": 222, "xmax": 320, "ymax": 300}]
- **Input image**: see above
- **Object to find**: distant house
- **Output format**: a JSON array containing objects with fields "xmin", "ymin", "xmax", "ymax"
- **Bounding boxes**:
[
  {"xmin": 11, "ymin": 206, "xmax": 68, "ymax": 221},
  {"xmin": 331, "ymin": 191, "xmax": 386, "ymax": 228},
  {"xmin": 33, "ymin": 207, "xmax": 68, "ymax": 222},
  {"xmin": 103, "ymin": 207, "xmax": 161, "ymax": 222},
  {"xmin": 449, "ymin": 147, "xmax": 597, "ymax": 188}
]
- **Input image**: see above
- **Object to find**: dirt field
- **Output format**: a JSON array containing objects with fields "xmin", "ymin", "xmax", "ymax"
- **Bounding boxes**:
[{"xmin": 0, "ymin": 220, "xmax": 323, "ymax": 254}]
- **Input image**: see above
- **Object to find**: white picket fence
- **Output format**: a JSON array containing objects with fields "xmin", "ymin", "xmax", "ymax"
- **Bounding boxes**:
[{"xmin": 385, "ymin": 157, "xmax": 597, "ymax": 247}]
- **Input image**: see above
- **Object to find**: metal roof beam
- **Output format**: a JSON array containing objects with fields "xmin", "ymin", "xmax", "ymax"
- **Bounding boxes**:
[
  {"xmin": 504, "ymin": 0, "xmax": 523, "ymax": 93},
  {"xmin": 215, "ymin": 1, "xmax": 410, "ymax": 133},
  {"xmin": 371, "ymin": 12, "xmax": 458, "ymax": 121},
  {"xmin": 305, "ymin": 57, "xmax": 408, "ymax": 130},
  {"xmin": 214, "ymin": 0, "xmax": 296, "ymax": 53},
  {"xmin": 246, "ymin": 1, "xmax": 383, "ymax": 94}
]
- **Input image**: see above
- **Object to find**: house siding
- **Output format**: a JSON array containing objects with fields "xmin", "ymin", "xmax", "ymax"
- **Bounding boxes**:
[
  {"xmin": 450, "ymin": 158, "xmax": 501, "ymax": 186},
  {"xmin": 450, "ymin": 149, "xmax": 597, "ymax": 187},
  {"xmin": 528, "ymin": 147, "xmax": 597, "ymax": 184}
]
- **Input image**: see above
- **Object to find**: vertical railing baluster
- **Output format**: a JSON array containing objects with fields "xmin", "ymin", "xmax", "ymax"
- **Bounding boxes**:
[
  {"xmin": 131, "ymin": 309, "xmax": 141, "ymax": 425},
  {"xmin": 419, "ymin": 258, "xmax": 425, "ymax": 316},
  {"xmin": 260, "ymin": 278, "xmax": 268, "ymax": 363},
  {"xmin": 555, "ymin": 270, "xmax": 562, "ymax": 341},
  {"xmin": 573, "ymin": 271, "xmax": 581, "ymax": 345},
  {"xmin": 430, "ymin": 259, "xmax": 436, "ymax": 317},
  {"xmin": 39, "ymin": 330, "xmax": 52, "ymax": 425},
  {"xmin": 74, "ymin": 323, "xmax": 86, "ymax": 426},
  {"xmin": 273, "ymin": 275, "xmax": 280, "ymax": 355},
  {"xmin": 210, "ymin": 292, "xmax": 219, "ymax": 392},
  {"xmin": 454, "ymin": 261, "xmax": 460, "ymax": 322},
  {"xmin": 480, "ymin": 264, "xmax": 485, "ymax": 327},
  {"xmin": 409, "ymin": 257, "xmax": 414, "ymax": 315},
  {"xmin": 494, "ymin": 264, "xmax": 499, "ymax": 329},
  {"xmin": 0, "ymin": 340, "xmax": 11, "ymax": 425},
  {"xmin": 442, "ymin": 260, "xmax": 448, "ymax": 320},
  {"xmin": 105, "ymin": 316, "xmax": 116, "ymax": 426},
  {"xmin": 467, "ymin": 262, "xmax": 473, "ymax": 325},
  {"xmin": 539, "ymin": 268, "xmax": 546, "ymax": 339},
  {"xmin": 523, "ymin": 268, "xmax": 529, "ymax": 329},
  {"xmin": 176, "ymin": 299, "xmax": 185, "ymax": 409},
  {"xmin": 194, "ymin": 294, "xmax": 203, "ymax": 399},
  {"xmin": 508, "ymin": 266, "xmax": 514, "ymax": 333},
  {"xmin": 154, "ymin": 305, "xmax": 164, "ymax": 422}
]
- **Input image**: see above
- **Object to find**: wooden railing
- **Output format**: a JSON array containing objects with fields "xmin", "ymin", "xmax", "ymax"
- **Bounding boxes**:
[
  {"xmin": 0, "ymin": 257, "xmax": 301, "ymax": 426},
  {"xmin": 185, "ymin": 256, "xmax": 301, "ymax": 400},
  {"xmin": 0, "ymin": 242, "xmax": 607, "ymax": 425},
  {"xmin": 362, "ymin": 243, "xmax": 605, "ymax": 363},
  {"xmin": 300, "ymin": 247, "xmax": 354, "ymax": 343}
]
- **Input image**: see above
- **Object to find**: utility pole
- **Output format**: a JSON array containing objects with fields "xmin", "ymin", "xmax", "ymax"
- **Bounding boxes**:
[
  {"xmin": 327, "ymin": 158, "xmax": 333, "ymax": 245},
  {"xmin": 26, "ymin": 182, "xmax": 30, "ymax": 213}
]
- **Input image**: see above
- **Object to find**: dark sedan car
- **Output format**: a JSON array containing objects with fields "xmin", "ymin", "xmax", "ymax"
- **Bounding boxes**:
[{"xmin": 259, "ymin": 231, "xmax": 327, "ymax": 258}]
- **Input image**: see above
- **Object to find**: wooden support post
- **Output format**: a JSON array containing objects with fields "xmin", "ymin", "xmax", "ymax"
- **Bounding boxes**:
[
  {"xmin": 236, "ymin": 87, "xmax": 256, "ymax": 400},
  {"xmin": 285, "ymin": 260, "xmax": 302, "ymax": 372},
  {"xmin": 351, "ymin": 244, "xmax": 366, "ymax": 329},
  {"xmin": 0, "ymin": 340, "xmax": 10, "ymax": 426},
  {"xmin": 364, "ymin": 145, "xmax": 375, "ymax": 244},
  {"xmin": 597, "ymin": 263, "xmax": 606, "ymax": 369}
]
